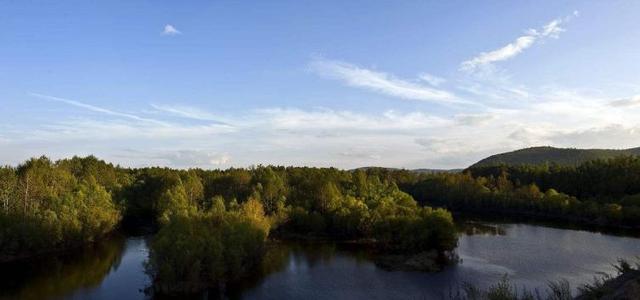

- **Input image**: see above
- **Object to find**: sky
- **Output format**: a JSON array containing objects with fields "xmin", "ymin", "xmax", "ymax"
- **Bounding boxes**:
[{"xmin": 1, "ymin": 1, "xmax": 640, "ymax": 169}]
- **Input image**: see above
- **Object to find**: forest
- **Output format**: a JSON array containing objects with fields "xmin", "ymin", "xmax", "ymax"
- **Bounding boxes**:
[
  {"xmin": 0, "ymin": 156, "xmax": 457, "ymax": 294},
  {"xmin": 2, "ymin": 155, "xmax": 640, "ymax": 294},
  {"xmin": 348, "ymin": 156, "xmax": 640, "ymax": 229}
]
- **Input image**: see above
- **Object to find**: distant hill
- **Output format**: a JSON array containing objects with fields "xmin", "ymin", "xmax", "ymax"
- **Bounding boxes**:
[
  {"xmin": 469, "ymin": 146, "xmax": 640, "ymax": 168},
  {"xmin": 352, "ymin": 167, "xmax": 462, "ymax": 174},
  {"xmin": 411, "ymin": 168, "xmax": 463, "ymax": 174}
]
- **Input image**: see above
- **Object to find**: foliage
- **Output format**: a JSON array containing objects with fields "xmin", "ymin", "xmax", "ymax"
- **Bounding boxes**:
[
  {"xmin": 402, "ymin": 158, "xmax": 640, "ymax": 228},
  {"xmin": 146, "ymin": 198, "xmax": 270, "ymax": 293},
  {"xmin": 0, "ymin": 157, "xmax": 121, "ymax": 259},
  {"xmin": 2, "ymin": 156, "xmax": 460, "ymax": 294}
]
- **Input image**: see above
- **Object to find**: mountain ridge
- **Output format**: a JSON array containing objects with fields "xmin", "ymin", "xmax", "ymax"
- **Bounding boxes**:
[{"xmin": 469, "ymin": 146, "xmax": 640, "ymax": 168}]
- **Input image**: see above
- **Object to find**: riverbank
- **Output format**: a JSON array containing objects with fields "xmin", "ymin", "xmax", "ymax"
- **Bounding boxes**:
[
  {"xmin": 575, "ymin": 263, "xmax": 640, "ymax": 300},
  {"xmin": 451, "ymin": 210, "xmax": 640, "ymax": 235}
]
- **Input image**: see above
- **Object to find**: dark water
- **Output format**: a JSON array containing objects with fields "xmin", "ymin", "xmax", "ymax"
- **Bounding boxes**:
[{"xmin": 2, "ymin": 223, "xmax": 640, "ymax": 299}]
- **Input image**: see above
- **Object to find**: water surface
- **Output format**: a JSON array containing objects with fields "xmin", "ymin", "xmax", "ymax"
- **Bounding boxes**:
[{"xmin": 2, "ymin": 222, "xmax": 639, "ymax": 299}]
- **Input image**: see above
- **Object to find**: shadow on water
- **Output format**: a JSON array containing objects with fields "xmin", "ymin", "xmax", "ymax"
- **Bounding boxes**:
[
  {"xmin": 0, "ymin": 234, "xmax": 126, "ymax": 300},
  {"xmin": 454, "ymin": 212, "xmax": 640, "ymax": 238}
]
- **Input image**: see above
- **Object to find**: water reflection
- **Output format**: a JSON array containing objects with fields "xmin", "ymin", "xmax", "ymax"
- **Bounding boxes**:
[
  {"xmin": 459, "ymin": 221, "xmax": 507, "ymax": 236},
  {"xmin": 2, "ymin": 223, "xmax": 640, "ymax": 299},
  {"xmin": 0, "ymin": 234, "xmax": 126, "ymax": 300}
]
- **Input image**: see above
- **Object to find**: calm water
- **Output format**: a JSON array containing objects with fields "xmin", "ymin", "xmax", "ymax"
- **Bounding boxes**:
[{"xmin": 2, "ymin": 222, "xmax": 640, "ymax": 299}]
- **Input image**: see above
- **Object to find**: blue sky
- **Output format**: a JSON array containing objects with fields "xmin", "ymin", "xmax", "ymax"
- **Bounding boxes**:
[{"xmin": 2, "ymin": 1, "xmax": 640, "ymax": 169}]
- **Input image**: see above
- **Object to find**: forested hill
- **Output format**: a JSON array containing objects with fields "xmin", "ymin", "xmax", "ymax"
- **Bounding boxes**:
[
  {"xmin": 469, "ymin": 146, "xmax": 640, "ymax": 168},
  {"xmin": 353, "ymin": 167, "xmax": 462, "ymax": 174}
]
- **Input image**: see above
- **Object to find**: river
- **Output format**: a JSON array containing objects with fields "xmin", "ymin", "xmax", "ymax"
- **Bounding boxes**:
[{"xmin": 2, "ymin": 221, "xmax": 639, "ymax": 299}]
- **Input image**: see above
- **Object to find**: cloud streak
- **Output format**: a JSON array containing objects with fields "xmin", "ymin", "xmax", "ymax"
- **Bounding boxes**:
[
  {"xmin": 309, "ymin": 59, "xmax": 460, "ymax": 104},
  {"xmin": 461, "ymin": 13, "xmax": 576, "ymax": 72},
  {"xmin": 11, "ymin": 11, "xmax": 640, "ymax": 170},
  {"xmin": 150, "ymin": 104, "xmax": 231, "ymax": 125},
  {"xmin": 29, "ymin": 93, "xmax": 168, "ymax": 125}
]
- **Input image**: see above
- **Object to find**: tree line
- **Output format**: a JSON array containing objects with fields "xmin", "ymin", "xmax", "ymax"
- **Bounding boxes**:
[
  {"xmin": 361, "ymin": 156, "xmax": 640, "ymax": 228},
  {"xmin": 0, "ymin": 156, "xmax": 123, "ymax": 261}
]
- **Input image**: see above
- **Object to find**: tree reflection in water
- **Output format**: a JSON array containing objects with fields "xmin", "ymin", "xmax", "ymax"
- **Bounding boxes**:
[
  {"xmin": 160, "ymin": 241, "xmax": 348, "ymax": 300},
  {"xmin": 0, "ymin": 234, "xmax": 126, "ymax": 300}
]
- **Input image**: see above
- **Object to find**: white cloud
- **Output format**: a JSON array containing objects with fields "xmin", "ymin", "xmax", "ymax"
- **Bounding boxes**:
[
  {"xmin": 461, "ymin": 14, "xmax": 575, "ymax": 72},
  {"xmin": 461, "ymin": 35, "xmax": 537, "ymax": 72},
  {"xmin": 162, "ymin": 24, "xmax": 181, "ymax": 36},
  {"xmin": 548, "ymin": 125, "xmax": 640, "ymax": 149},
  {"xmin": 8, "ymin": 91, "xmax": 640, "ymax": 169},
  {"xmin": 309, "ymin": 58, "xmax": 460, "ymax": 104},
  {"xmin": 507, "ymin": 127, "xmax": 552, "ymax": 146}
]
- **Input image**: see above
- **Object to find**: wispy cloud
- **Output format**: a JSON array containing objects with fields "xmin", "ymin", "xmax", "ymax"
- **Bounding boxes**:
[
  {"xmin": 12, "ymin": 10, "xmax": 640, "ymax": 170},
  {"xmin": 461, "ymin": 35, "xmax": 536, "ymax": 72},
  {"xmin": 609, "ymin": 95, "xmax": 640, "ymax": 107},
  {"xmin": 461, "ymin": 12, "xmax": 577, "ymax": 72},
  {"xmin": 29, "ymin": 93, "xmax": 167, "ymax": 125},
  {"xmin": 150, "ymin": 104, "xmax": 231, "ymax": 125},
  {"xmin": 309, "ymin": 58, "xmax": 459, "ymax": 104},
  {"xmin": 30, "ymin": 119, "xmax": 233, "ymax": 142},
  {"xmin": 162, "ymin": 24, "xmax": 181, "ymax": 36}
]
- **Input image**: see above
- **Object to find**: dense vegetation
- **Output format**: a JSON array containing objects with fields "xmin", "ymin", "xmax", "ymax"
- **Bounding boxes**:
[
  {"xmin": 0, "ymin": 156, "xmax": 124, "ymax": 261},
  {"xmin": 139, "ymin": 165, "xmax": 457, "ymax": 293},
  {"xmin": 470, "ymin": 146, "xmax": 640, "ymax": 168},
  {"xmin": 467, "ymin": 156, "xmax": 640, "ymax": 201},
  {"xmin": 0, "ymin": 156, "xmax": 458, "ymax": 294},
  {"xmin": 147, "ymin": 198, "xmax": 271, "ymax": 293},
  {"xmin": 443, "ymin": 156, "xmax": 640, "ymax": 227},
  {"xmin": 344, "ymin": 156, "xmax": 640, "ymax": 229}
]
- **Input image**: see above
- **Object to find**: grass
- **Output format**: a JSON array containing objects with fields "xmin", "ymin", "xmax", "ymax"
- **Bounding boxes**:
[{"xmin": 448, "ymin": 258, "xmax": 640, "ymax": 300}]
